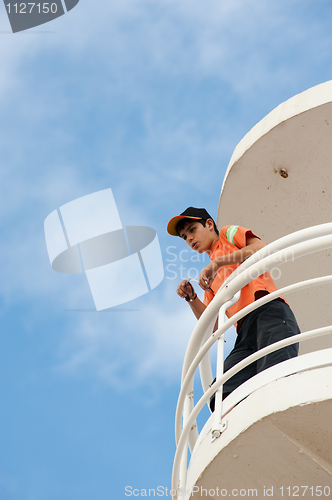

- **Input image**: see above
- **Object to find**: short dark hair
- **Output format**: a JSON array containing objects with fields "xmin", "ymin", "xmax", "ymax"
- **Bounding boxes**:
[{"xmin": 176, "ymin": 217, "xmax": 219, "ymax": 236}]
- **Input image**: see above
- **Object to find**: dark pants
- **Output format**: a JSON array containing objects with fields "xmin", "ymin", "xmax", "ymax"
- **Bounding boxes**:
[{"xmin": 210, "ymin": 299, "xmax": 300, "ymax": 411}]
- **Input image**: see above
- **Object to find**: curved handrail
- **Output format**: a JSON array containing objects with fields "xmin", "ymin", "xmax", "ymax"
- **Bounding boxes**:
[
  {"xmin": 181, "ymin": 223, "xmax": 332, "ymax": 384},
  {"xmin": 180, "ymin": 232, "xmax": 332, "ymax": 389},
  {"xmin": 175, "ymin": 274, "xmax": 332, "ymax": 444},
  {"xmin": 215, "ymin": 346, "xmax": 332, "ymax": 428},
  {"xmin": 218, "ymin": 222, "xmax": 332, "ymax": 292},
  {"xmin": 177, "ymin": 232, "xmax": 332, "ymax": 454},
  {"xmin": 172, "ymin": 326, "xmax": 332, "ymax": 498},
  {"xmin": 177, "ymin": 232, "xmax": 332, "ymax": 444},
  {"xmin": 172, "ymin": 225, "xmax": 332, "ymax": 498}
]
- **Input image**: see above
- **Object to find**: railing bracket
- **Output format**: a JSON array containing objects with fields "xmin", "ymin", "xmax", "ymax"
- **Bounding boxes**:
[{"xmin": 211, "ymin": 420, "xmax": 227, "ymax": 441}]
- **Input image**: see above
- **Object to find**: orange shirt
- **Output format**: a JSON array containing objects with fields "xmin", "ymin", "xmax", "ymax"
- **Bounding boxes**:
[{"xmin": 203, "ymin": 225, "xmax": 280, "ymax": 320}]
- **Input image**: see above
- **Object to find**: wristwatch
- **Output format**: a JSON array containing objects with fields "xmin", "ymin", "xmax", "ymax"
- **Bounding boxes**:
[{"xmin": 184, "ymin": 280, "xmax": 197, "ymax": 302}]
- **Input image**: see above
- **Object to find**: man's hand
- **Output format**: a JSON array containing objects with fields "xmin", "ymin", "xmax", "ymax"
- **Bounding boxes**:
[
  {"xmin": 176, "ymin": 279, "xmax": 207, "ymax": 320},
  {"xmin": 199, "ymin": 261, "xmax": 220, "ymax": 290},
  {"xmin": 177, "ymin": 280, "xmax": 196, "ymax": 301}
]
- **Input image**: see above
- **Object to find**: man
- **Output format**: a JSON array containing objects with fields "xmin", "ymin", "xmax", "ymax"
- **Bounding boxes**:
[{"xmin": 167, "ymin": 207, "xmax": 300, "ymax": 403}]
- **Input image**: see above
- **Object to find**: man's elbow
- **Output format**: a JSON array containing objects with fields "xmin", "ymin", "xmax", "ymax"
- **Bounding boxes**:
[
  {"xmin": 255, "ymin": 240, "xmax": 267, "ymax": 250},
  {"xmin": 247, "ymin": 237, "xmax": 267, "ymax": 251}
]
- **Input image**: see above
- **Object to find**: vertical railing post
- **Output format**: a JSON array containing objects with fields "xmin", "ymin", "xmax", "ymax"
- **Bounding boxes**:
[
  {"xmin": 212, "ymin": 291, "xmax": 241, "ymax": 440},
  {"xmin": 178, "ymin": 391, "xmax": 192, "ymax": 494}
]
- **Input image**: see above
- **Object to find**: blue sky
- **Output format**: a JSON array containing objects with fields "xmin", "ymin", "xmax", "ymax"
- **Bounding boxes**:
[{"xmin": 0, "ymin": 1, "xmax": 332, "ymax": 499}]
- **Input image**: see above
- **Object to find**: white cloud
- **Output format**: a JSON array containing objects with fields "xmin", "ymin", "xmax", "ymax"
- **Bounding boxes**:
[
  {"xmin": 0, "ymin": 161, "xmax": 96, "ymax": 307},
  {"xmin": 54, "ymin": 272, "xmax": 238, "ymax": 391},
  {"xmin": 2, "ymin": 0, "xmax": 330, "ymax": 105},
  {"xmin": 55, "ymin": 281, "xmax": 199, "ymax": 388}
]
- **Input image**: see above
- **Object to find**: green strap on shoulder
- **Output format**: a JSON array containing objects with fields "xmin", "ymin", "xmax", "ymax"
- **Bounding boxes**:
[{"xmin": 226, "ymin": 225, "xmax": 239, "ymax": 245}]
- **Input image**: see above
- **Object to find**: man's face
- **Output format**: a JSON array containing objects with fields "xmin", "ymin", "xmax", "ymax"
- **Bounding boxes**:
[{"xmin": 178, "ymin": 219, "xmax": 217, "ymax": 253}]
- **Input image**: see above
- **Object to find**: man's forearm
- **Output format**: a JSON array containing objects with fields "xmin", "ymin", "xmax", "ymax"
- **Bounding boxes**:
[
  {"xmin": 188, "ymin": 296, "xmax": 207, "ymax": 320},
  {"xmin": 189, "ymin": 296, "xmax": 219, "ymax": 331},
  {"xmin": 213, "ymin": 241, "xmax": 267, "ymax": 268},
  {"xmin": 199, "ymin": 239, "xmax": 267, "ymax": 291}
]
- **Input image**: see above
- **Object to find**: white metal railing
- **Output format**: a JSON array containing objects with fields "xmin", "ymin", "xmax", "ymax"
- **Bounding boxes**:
[{"xmin": 172, "ymin": 223, "xmax": 332, "ymax": 499}]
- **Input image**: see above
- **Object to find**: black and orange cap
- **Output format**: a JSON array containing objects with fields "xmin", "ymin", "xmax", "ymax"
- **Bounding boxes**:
[{"xmin": 167, "ymin": 207, "xmax": 213, "ymax": 236}]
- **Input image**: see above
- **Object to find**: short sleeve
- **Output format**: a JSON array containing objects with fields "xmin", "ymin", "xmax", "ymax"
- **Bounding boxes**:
[{"xmin": 223, "ymin": 225, "xmax": 259, "ymax": 249}]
